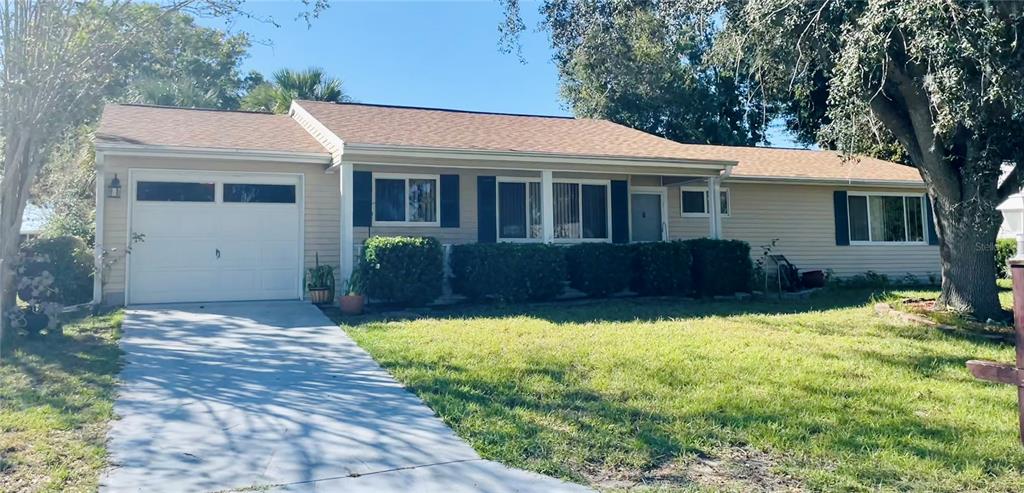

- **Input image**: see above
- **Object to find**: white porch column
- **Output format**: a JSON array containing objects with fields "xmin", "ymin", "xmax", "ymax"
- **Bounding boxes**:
[
  {"xmin": 709, "ymin": 176, "xmax": 722, "ymax": 239},
  {"xmin": 541, "ymin": 170, "xmax": 554, "ymax": 243},
  {"xmin": 339, "ymin": 162, "xmax": 355, "ymax": 285}
]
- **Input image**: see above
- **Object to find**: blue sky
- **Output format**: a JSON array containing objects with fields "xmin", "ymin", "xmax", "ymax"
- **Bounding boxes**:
[{"xmin": 204, "ymin": 1, "xmax": 799, "ymax": 146}]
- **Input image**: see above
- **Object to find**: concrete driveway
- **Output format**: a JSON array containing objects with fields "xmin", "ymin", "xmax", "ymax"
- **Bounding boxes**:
[{"xmin": 101, "ymin": 301, "xmax": 591, "ymax": 493}]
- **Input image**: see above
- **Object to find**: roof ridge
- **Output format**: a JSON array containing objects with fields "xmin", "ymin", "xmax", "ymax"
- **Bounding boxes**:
[
  {"xmin": 109, "ymin": 103, "xmax": 275, "ymax": 116},
  {"xmin": 297, "ymin": 100, "xmax": 576, "ymax": 120}
]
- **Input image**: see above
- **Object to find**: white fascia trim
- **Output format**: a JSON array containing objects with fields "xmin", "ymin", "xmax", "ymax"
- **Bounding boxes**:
[
  {"xmin": 289, "ymin": 101, "xmax": 346, "ymax": 166},
  {"xmin": 723, "ymin": 175, "xmax": 926, "ymax": 189},
  {"xmin": 333, "ymin": 142, "xmax": 736, "ymax": 171},
  {"xmin": 93, "ymin": 142, "xmax": 332, "ymax": 165}
]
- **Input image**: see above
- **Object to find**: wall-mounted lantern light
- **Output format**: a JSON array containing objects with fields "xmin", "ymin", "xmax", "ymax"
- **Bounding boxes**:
[{"xmin": 108, "ymin": 174, "xmax": 122, "ymax": 199}]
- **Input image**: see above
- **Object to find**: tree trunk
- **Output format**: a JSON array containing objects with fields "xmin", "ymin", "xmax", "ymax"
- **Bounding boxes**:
[
  {"xmin": 931, "ymin": 191, "xmax": 1004, "ymax": 321},
  {"xmin": 0, "ymin": 131, "xmax": 37, "ymax": 337}
]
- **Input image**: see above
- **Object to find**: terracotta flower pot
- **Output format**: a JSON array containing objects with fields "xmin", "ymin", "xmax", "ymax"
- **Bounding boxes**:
[
  {"xmin": 339, "ymin": 294, "xmax": 365, "ymax": 315},
  {"xmin": 309, "ymin": 288, "xmax": 333, "ymax": 305}
]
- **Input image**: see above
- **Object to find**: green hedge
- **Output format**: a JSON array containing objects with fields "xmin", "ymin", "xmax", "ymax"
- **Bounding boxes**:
[
  {"xmin": 630, "ymin": 241, "xmax": 692, "ymax": 296},
  {"xmin": 18, "ymin": 236, "xmax": 94, "ymax": 306},
  {"xmin": 565, "ymin": 243, "xmax": 633, "ymax": 297},
  {"xmin": 450, "ymin": 243, "xmax": 565, "ymax": 302},
  {"xmin": 683, "ymin": 238, "xmax": 752, "ymax": 296},
  {"xmin": 996, "ymin": 238, "xmax": 1016, "ymax": 278},
  {"xmin": 360, "ymin": 236, "xmax": 443, "ymax": 306}
]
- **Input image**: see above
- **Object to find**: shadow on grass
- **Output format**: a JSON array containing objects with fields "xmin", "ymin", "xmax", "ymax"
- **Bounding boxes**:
[
  {"xmin": 333, "ymin": 288, "xmax": 900, "ymax": 327},
  {"xmin": 371, "ymin": 346, "xmax": 1009, "ymax": 489},
  {"xmin": 1, "ymin": 313, "xmax": 122, "ymax": 425}
]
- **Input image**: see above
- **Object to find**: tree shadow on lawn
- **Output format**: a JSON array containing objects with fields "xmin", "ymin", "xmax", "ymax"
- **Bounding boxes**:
[
  {"xmin": 346, "ymin": 288, "xmax": 894, "ymax": 326},
  {"xmin": 377, "ymin": 350, "xmax": 1019, "ymax": 490},
  {"xmin": 1, "ymin": 319, "xmax": 122, "ymax": 425}
]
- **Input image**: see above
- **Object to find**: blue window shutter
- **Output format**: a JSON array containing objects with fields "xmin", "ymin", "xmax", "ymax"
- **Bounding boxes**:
[
  {"xmin": 611, "ymin": 180, "xmax": 629, "ymax": 243},
  {"xmin": 440, "ymin": 174, "xmax": 460, "ymax": 228},
  {"xmin": 353, "ymin": 171, "xmax": 372, "ymax": 227},
  {"xmin": 833, "ymin": 191, "xmax": 850, "ymax": 246},
  {"xmin": 477, "ymin": 176, "xmax": 497, "ymax": 243},
  {"xmin": 925, "ymin": 195, "xmax": 939, "ymax": 245}
]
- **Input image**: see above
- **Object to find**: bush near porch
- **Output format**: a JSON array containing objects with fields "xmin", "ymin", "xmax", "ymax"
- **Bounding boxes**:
[
  {"xmin": 360, "ymin": 236, "xmax": 753, "ymax": 306},
  {"xmin": 359, "ymin": 236, "xmax": 443, "ymax": 306},
  {"xmin": 449, "ymin": 243, "xmax": 566, "ymax": 302}
]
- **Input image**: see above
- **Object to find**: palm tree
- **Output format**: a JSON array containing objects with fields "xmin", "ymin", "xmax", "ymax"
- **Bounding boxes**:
[{"xmin": 241, "ymin": 67, "xmax": 350, "ymax": 113}]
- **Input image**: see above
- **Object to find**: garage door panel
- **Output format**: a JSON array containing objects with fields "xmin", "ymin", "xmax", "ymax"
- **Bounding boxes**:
[
  {"xmin": 128, "ymin": 172, "xmax": 302, "ymax": 304},
  {"xmin": 135, "ymin": 239, "xmax": 219, "ymax": 269}
]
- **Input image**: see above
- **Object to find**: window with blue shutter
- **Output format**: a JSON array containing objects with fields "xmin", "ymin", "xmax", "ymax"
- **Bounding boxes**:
[
  {"xmin": 353, "ymin": 171, "xmax": 372, "ymax": 227},
  {"xmin": 440, "ymin": 174, "xmax": 460, "ymax": 228},
  {"xmin": 833, "ymin": 190, "xmax": 850, "ymax": 246},
  {"xmin": 477, "ymin": 176, "xmax": 497, "ymax": 243},
  {"xmin": 611, "ymin": 180, "xmax": 629, "ymax": 243}
]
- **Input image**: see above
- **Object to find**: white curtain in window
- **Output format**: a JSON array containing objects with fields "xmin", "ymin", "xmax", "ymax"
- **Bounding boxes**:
[{"xmin": 553, "ymin": 183, "xmax": 580, "ymax": 239}]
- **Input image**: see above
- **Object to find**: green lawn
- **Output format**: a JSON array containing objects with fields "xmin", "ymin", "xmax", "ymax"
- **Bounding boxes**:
[
  {"xmin": 0, "ymin": 312, "xmax": 123, "ymax": 493},
  {"xmin": 342, "ymin": 290, "xmax": 1024, "ymax": 492}
]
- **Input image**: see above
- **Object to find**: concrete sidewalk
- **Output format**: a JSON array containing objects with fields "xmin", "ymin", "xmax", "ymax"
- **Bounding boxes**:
[{"xmin": 101, "ymin": 301, "xmax": 591, "ymax": 493}]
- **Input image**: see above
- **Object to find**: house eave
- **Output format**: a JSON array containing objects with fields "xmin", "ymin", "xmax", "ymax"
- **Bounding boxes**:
[
  {"xmin": 94, "ymin": 142, "xmax": 333, "ymax": 166},
  {"xmin": 724, "ymin": 175, "xmax": 927, "ymax": 189},
  {"xmin": 329, "ymin": 142, "xmax": 736, "ymax": 173}
]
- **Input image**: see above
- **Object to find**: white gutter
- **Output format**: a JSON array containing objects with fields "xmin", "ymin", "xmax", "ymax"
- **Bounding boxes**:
[
  {"xmin": 94, "ymin": 142, "xmax": 332, "ymax": 165},
  {"xmin": 331, "ymin": 142, "xmax": 736, "ymax": 172},
  {"xmin": 723, "ymin": 175, "xmax": 926, "ymax": 189}
]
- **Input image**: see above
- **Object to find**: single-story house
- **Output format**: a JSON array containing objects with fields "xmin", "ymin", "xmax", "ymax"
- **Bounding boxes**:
[{"xmin": 93, "ymin": 101, "xmax": 938, "ymax": 305}]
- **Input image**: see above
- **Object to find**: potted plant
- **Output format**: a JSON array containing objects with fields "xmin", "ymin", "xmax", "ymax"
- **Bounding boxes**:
[
  {"xmin": 305, "ymin": 253, "xmax": 335, "ymax": 306},
  {"xmin": 339, "ymin": 268, "xmax": 365, "ymax": 315}
]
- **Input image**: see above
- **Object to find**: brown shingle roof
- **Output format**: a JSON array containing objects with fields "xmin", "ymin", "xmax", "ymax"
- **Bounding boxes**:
[
  {"xmin": 683, "ymin": 144, "xmax": 923, "ymax": 183},
  {"xmin": 96, "ymin": 104, "xmax": 328, "ymax": 154},
  {"xmin": 96, "ymin": 102, "xmax": 922, "ymax": 184},
  {"xmin": 298, "ymin": 101, "xmax": 921, "ymax": 183},
  {"xmin": 296, "ymin": 100, "xmax": 730, "ymax": 163}
]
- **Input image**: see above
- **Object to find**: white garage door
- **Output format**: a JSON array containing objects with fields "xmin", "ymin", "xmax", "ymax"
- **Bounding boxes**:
[{"xmin": 128, "ymin": 170, "xmax": 303, "ymax": 304}]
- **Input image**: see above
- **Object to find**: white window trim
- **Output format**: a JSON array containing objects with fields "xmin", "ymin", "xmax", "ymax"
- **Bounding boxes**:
[
  {"xmin": 496, "ymin": 177, "xmax": 543, "ymax": 242},
  {"xmin": 847, "ymin": 191, "xmax": 928, "ymax": 246},
  {"xmin": 371, "ymin": 172, "xmax": 441, "ymax": 227},
  {"xmin": 680, "ymin": 186, "xmax": 730, "ymax": 217},
  {"xmin": 552, "ymin": 178, "xmax": 612, "ymax": 242}
]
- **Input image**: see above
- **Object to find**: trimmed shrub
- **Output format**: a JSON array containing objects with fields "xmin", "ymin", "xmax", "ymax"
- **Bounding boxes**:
[
  {"xmin": 450, "ymin": 243, "xmax": 565, "ymax": 302},
  {"xmin": 684, "ymin": 238, "xmax": 752, "ymax": 296},
  {"xmin": 565, "ymin": 243, "xmax": 632, "ymax": 297},
  {"xmin": 360, "ymin": 236, "xmax": 443, "ymax": 306},
  {"xmin": 996, "ymin": 238, "xmax": 1016, "ymax": 278},
  {"xmin": 18, "ymin": 236, "xmax": 94, "ymax": 306},
  {"xmin": 631, "ymin": 241, "xmax": 692, "ymax": 296}
]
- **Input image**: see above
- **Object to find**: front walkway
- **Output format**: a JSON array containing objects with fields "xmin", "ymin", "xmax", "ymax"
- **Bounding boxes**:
[{"xmin": 101, "ymin": 301, "xmax": 591, "ymax": 492}]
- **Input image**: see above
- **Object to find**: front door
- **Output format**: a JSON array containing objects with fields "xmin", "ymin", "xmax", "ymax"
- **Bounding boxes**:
[{"xmin": 631, "ymin": 193, "xmax": 664, "ymax": 242}]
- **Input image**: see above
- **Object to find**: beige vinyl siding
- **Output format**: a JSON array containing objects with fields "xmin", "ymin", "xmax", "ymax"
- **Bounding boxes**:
[
  {"xmin": 719, "ymin": 182, "xmax": 939, "ymax": 279},
  {"xmin": 98, "ymin": 154, "xmax": 338, "ymax": 305},
  {"xmin": 666, "ymin": 183, "xmax": 713, "ymax": 240}
]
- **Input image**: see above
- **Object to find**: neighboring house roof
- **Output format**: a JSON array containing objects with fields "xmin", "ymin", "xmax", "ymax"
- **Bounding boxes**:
[
  {"xmin": 96, "ymin": 104, "xmax": 328, "ymax": 154},
  {"xmin": 95, "ymin": 102, "xmax": 922, "ymax": 185}
]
